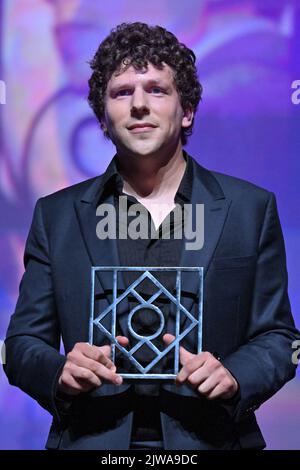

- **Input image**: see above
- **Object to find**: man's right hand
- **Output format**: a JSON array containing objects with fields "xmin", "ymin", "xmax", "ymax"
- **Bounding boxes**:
[{"xmin": 57, "ymin": 336, "xmax": 129, "ymax": 396}]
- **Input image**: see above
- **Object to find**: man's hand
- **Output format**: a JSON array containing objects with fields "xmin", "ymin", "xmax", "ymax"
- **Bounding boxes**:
[
  {"xmin": 57, "ymin": 336, "xmax": 129, "ymax": 396},
  {"xmin": 163, "ymin": 334, "xmax": 238, "ymax": 400}
]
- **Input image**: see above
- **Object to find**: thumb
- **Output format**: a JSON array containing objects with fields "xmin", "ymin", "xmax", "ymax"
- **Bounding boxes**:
[
  {"xmin": 162, "ymin": 333, "xmax": 176, "ymax": 346},
  {"xmin": 99, "ymin": 344, "xmax": 112, "ymax": 357},
  {"xmin": 98, "ymin": 344, "xmax": 116, "ymax": 371},
  {"xmin": 116, "ymin": 335, "xmax": 130, "ymax": 347},
  {"xmin": 102, "ymin": 336, "xmax": 129, "ymax": 356},
  {"xmin": 99, "ymin": 336, "xmax": 129, "ymax": 370},
  {"xmin": 162, "ymin": 333, "xmax": 195, "ymax": 366}
]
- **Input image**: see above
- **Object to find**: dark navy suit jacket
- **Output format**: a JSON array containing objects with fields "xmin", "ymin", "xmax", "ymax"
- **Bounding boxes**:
[{"xmin": 4, "ymin": 154, "xmax": 299, "ymax": 449}]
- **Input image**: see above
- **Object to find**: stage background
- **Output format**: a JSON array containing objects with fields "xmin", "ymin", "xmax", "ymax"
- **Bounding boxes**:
[{"xmin": 0, "ymin": 0, "xmax": 299, "ymax": 449}]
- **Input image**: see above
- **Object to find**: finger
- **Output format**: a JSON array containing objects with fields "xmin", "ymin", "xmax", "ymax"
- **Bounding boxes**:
[
  {"xmin": 75, "ymin": 343, "xmax": 113, "ymax": 365},
  {"xmin": 97, "ymin": 336, "xmax": 130, "ymax": 356},
  {"xmin": 179, "ymin": 351, "xmax": 221, "ymax": 383},
  {"xmin": 81, "ymin": 344, "xmax": 115, "ymax": 369},
  {"xmin": 97, "ymin": 345, "xmax": 115, "ymax": 369},
  {"xmin": 162, "ymin": 333, "xmax": 195, "ymax": 366},
  {"xmin": 162, "ymin": 333, "xmax": 175, "ymax": 345},
  {"xmin": 67, "ymin": 348, "xmax": 112, "ymax": 371},
  {"xmin": 176, "ymin": 353, "xmax": 207, "ymax": 384},
  {"xmin": 70, "ymin": 365, "xmax": 102, "ymax": 388},
  {"xmin": 102, "ymin": 336, "xmax": 130, "ymax": 371},
  {"xmin": 69, "ymin": 354, "xmax": 115, "ymax": 376},
  {"xmin": 206, "ymin": 376, "xmax": 238, "ymax": 400},
  {"xmin": 184, "ymin": 367, "xmax": 211, "ymax": 390},
  {"xmin": 196, "ymin": 373, "xmax": 219, "ymax": 396},
  {"xmin": 93, "ymin": 362, "xmax": 123, "ymax": 385},
  {"xmin": 72, "ymin": 362, "xmax": 123, "ymax": 385},
  {"xmin": 81, "ymin": 338, "xmax": 129, "ymax": 371},
  {"xmin": 179, "ymin": 346, "xmax": 196, "ymax": 367},
  {"xmin": 205, "ymin": 383, "xmax": 228, "ymax": 400},
  {"xmin": 115, "ymin": 335, "xmax": 130, "ymax": 347},
  {"xmin": 59, "ymin": 372, "xmax": 91, "ymax": 396},
  {"xmin": 185, "ymin": 355, "xmax": 221, "ymax": 387},
  {"xmin": 91, "ymin": 337, "xmax": 129, "ymax": 362}
]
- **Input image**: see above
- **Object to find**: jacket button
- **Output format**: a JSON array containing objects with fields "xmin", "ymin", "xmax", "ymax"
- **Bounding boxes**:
[{"xmin": 212, "ymin": 351, "xmax": 221, "ymax": 361}]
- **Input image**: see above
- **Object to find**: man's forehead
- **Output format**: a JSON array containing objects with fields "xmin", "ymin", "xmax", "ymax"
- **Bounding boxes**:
[{"xmin": 109, "ymin": 62, "xmax": 174, "ymax": 84}]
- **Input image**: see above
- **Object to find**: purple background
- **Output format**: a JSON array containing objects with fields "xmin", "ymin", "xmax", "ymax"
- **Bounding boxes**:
[{"xmin": 0, "ymin": 0, "xmax": 299, "ymax": 449}]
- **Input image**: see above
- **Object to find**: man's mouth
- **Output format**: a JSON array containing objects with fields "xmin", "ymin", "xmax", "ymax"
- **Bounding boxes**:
[{"xmin": 127, "ymin": 123, "xmax": 157, "ymax": 132}]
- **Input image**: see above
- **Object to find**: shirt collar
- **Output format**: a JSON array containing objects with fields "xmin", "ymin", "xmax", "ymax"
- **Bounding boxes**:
[
  {"xmin": 97, "ymin": 151, "xmax": 193, "ymax": 204},
  {"xmin": 175, "ymin": 151, "xmax": 193, "ymax": 204}
]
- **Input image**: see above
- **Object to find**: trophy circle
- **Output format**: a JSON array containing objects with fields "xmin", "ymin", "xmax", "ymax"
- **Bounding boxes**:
[{"xmin": 128, "ymin": 303, "xmax": 165, "ymax": 341}]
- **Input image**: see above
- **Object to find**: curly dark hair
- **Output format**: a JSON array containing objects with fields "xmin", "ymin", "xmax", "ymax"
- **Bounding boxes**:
[{"xmin": 88, "ymin": 22, "xmax": 202, "ymax": 145}]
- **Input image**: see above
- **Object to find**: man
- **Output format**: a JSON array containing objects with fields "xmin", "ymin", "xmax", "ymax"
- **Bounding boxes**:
[{"xmin": 4, "ymin": 22, "xmax": 299, "ymax": 450}]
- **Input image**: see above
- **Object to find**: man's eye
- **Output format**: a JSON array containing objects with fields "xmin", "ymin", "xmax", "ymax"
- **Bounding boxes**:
[
  {"xmin": 150, "ymin": 87, "xmax": 164, "ymax": 94},
  {"xmin": 116, "ymin": 89, "xmax": 132, "ymax": 97}
]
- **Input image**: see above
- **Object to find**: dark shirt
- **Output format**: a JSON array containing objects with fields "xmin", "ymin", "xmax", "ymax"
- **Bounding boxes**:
[{"xmin": 97, "ymin": 152, "xmax": 193, "ymax": 441}]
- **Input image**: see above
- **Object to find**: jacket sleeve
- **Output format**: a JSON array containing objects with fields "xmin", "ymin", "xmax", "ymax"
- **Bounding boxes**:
[
  {"xmin": 3, "ymin": 198, "xmax": 67, "ymax": 424},
  {"xmin": 221, "ymin": 192, "xmax": 300, "ymax": 422}
]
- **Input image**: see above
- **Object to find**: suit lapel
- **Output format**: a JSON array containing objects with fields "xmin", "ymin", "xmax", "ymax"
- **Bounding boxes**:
[
  {"xmin": 168, "ymin": 158, "xmax": 232, "ymax": 338},
  {"xmin": 74, "ymin": 179, "xmax": 130, "ymax": 338}
]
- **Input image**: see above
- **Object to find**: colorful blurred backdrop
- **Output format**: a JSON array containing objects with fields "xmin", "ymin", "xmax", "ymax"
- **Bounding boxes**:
[{"xmin": 0, "ymin": 0, "xmax": 299, "ymax": 449}]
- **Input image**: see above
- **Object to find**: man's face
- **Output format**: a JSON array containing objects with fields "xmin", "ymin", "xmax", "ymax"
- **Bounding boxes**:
[{"xmin": 102, "ymin": 62, "xmax": 193, "ymax": 157}]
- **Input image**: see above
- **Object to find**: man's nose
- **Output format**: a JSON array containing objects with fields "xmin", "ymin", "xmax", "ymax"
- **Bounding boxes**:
[{"xmin": 130, "ymin": 89, "xmax": 150, "ymax": 118}]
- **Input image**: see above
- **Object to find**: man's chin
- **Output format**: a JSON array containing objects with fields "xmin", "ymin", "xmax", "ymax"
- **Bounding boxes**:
[{"xmin": 125, "ymin": 144, "xmax": 161, "ymax": 157}]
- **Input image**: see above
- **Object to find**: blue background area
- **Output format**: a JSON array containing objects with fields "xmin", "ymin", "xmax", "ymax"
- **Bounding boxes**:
[{"xmin": 0, "ymin": 0, "xmax": 299, "ymax": 449}]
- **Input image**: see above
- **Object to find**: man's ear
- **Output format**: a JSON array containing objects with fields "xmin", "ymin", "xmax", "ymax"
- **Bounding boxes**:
[
  {"xmin": 182, "ymin": 107, "xmax": 194, "ymax": 128},
  {"xmin": 100, "ymin": 120, "xmax": 107, "ymax": 133},
  {"xmin": 100, "ymin": 119, "xmax": 111, "ymax": 140}
]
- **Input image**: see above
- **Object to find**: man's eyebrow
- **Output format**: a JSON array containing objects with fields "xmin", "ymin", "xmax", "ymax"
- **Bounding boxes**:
[{"xmin": 109, "ymin": 79, "xmax": 171, "ymax": 91}]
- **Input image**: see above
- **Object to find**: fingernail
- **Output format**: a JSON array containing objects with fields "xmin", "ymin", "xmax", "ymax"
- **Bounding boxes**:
[{"xmin": 115, "ymin": 376, "xmax": 122, "ymax": 385}]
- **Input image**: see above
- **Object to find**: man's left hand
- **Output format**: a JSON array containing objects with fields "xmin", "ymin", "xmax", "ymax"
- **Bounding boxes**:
[{"xmin": 163, "ymin": 334, "xmax": 238, "ymax": 400}]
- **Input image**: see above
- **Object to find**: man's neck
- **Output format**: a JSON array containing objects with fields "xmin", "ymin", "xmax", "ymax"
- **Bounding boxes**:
[{"xmin": 117, "ymin": 145, "xmax": 186, "ymax": 201}]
